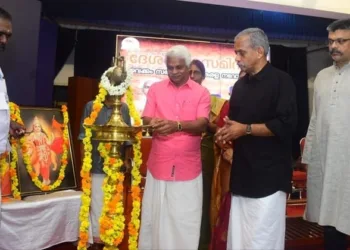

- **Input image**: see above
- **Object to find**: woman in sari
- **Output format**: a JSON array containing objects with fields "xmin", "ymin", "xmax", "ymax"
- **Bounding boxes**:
[
  {"xmin": 190, "ymin": 59, "xmax": 228, "ymax": 250},
  {"xmin": 210, "ymin": 70, "xmax": 246, "ymax": 250}
]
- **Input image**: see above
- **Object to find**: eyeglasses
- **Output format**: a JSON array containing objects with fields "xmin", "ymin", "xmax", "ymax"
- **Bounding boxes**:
[{"xmin": 327, "ymin": 38, "xmax": 350, "ymax": 46}]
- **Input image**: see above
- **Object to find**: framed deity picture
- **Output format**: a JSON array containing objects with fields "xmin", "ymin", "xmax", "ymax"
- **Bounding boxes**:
[{"xmin": 15, "ymin": 107, "xmax": 77, "ymax": 196}]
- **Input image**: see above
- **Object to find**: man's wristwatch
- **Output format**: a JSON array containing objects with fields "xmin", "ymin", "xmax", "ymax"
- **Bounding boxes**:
[
  {"xmin": 177, "ymin": 121, "xmax": 183, "ymax": 131},
  {"xmin": 246, "ymin": 124, "xmax": 252, "ymax": 135}
]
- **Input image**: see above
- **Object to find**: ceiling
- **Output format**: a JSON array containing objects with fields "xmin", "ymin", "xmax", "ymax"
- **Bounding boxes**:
[
  {"xmin": 180, "ymin": 0, "xmax": 350, "ymax": 20},
  {"xmin": 38, "ymin": 0, "xmax": 334, "ymax": 42}
]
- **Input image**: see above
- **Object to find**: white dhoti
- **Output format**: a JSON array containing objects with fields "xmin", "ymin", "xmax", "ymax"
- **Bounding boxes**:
[
  {"xmin": 91, "ymin": 173, "xmax": 105, "ymax": 242},
  {"xmin": 227, "ymin": 191, "xmax": 286, "ymax": 250},
  {"xmin": 138, "ymin": 171, "xmax": 203, "ymax": 250}
]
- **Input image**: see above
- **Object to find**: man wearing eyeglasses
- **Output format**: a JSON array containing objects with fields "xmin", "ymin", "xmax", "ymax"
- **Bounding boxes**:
[{"xmin": 302, "ymin": 18, "xmax": 350, "ymax": 250}]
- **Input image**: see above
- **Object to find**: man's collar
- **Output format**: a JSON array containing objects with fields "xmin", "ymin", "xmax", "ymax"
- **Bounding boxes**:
[
  {"xmin": 248, "ymin": 62, "xmax": 271, "ymax": 81},
  {"xmin": 168, "ymin": 77, "xmax": 194, "ymax": 89},
  {"xmin": 333, "ymin": 60, "xmax": 350, "ymax": 70}
]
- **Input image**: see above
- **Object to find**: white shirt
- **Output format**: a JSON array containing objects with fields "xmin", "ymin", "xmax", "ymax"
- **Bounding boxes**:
[{"xmin": 0, "ymin": 67, "xmax": 10, "ymax": 154}]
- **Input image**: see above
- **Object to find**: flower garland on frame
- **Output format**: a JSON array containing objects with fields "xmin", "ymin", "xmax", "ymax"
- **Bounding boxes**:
[
  {"xmin": 125, "ymin": 86, "xmax": 143, "ymax": 250},
  {"xmin": 0, "ymin": 152, "xmax": 8, "ymax": 178},
  {"xmin": 8, "ymin": 102, "xmax": 25, "ymax": 200}
]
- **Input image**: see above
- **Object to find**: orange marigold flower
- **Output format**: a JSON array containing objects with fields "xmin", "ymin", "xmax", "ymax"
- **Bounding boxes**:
[
  {"xmin": 9, "ymin": 168, "xmax": 16, "ymax": 176},
  {"xmin": 105, "ymin": 143, "xmax": 112, "ymax": 151},
  {"xmin": 109, "ymin": 158, "xmax": 116, "ymax": 164},
  {"xmin": 29, "ymin": 171, "xmax": 37, "ymax": 178},
  {"xmin": 90, "ymin": 111, "xmax": 98, "ymax": 120},
  {"xmin": 114, "ymin": 233, "xmax": 124, "ymax": 245},
  {"xmin": 116, "ymin": 184, "xmax": 123, "ymax": 193},
  {"xmin": 79, "ymin": 232, "xmax": 89, "ymax": 241}
]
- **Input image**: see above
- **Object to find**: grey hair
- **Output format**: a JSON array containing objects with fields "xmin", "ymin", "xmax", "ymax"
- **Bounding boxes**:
[
  {"xmin": 165, "ymin": 45, "xmax": 191, "ymax": 66},
  {"xmin": 327, "ymin": 18, "xmax": 350, "ymax": 32},
  {"xmin": 234, "ymin": 28, "xmax": 269, "ymax": 56}
]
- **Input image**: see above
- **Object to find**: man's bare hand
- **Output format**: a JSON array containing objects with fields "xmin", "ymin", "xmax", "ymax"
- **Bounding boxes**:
[
  {"xmin": 151, "ymin": 119, "xmax": 177, "ymax": 136},
  {"xmin": 10, "ymin": 121, "xmax": 26, "ymax": 138},
  {"xmin": 215, "ymin": 117, "xmax": 246, "ymax": 143}
]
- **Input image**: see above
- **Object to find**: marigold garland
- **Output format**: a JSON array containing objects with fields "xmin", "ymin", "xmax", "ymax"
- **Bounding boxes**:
[
  {"xmin": 8, "ymin": 102, "xmax": 25, "ymax": 199},
  {"xmin": 78, "ymin": 86, "xmax": 108, "ymax": 250},
  {"xmin": 9, "ymin": 138, "xmax": 21, "ymax": 199},
  {"xmin": 0, "ymin": 152, "xmax": 8, "ymax": 177},
  {"xmin": 77, "ymin": 74, "xmax": 143, "ymax": 250},
  {"xmin": 125, "ymin": 86, "xmax": 143, "ymax": 250},
  {"xmin": 98, "ymin": 143, "xmax": 125, "ymax": 249}
]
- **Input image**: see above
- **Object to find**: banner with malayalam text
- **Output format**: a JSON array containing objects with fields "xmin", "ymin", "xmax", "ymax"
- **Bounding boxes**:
[{"xmin": 116, "ymin": 35, "xmax": 240, "ymax": 115}]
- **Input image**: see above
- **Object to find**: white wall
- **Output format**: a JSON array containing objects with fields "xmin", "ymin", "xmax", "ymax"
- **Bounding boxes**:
[
  {"xmin": 0, "ymin": 0, "xmax": 41, "ymax": 105},
  {"xmin": 54, "ymin": 49, "xmax": 74, "ymax": 86}
]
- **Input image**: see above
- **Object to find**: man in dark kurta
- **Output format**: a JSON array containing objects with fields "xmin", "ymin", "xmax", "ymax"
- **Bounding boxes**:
[{"xmin": 216, "ymin": 28, "xmax": 297, "ymax": 250}]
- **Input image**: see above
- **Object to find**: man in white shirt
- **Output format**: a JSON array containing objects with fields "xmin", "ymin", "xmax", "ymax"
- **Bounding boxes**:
[
  {"xmin": 0, "ymin": 8, "xmax": 26, "ymax": 206},
  {"xmin": 0, "ymin": 7, "xmax": 25, "ymax": 150},
  {"xmin": 303, "ymin": 18, "xmax": 350, "ymax": 250}
]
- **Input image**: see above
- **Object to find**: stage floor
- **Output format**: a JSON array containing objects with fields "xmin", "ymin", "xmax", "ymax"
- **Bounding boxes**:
[{"xmin": 46, "ymin": 217, "xmax": 349, "ymax": 250}]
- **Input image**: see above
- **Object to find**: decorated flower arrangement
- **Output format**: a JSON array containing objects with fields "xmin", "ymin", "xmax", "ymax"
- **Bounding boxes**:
[{"xmin": 77, "ymin": 65, "xmax": 143, "ymax": 250}]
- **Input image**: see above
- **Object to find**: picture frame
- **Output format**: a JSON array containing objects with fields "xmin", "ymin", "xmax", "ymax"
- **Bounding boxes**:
[{"xmin": 15, "ymin": 107, "xmax": 77, "ymax": 196}]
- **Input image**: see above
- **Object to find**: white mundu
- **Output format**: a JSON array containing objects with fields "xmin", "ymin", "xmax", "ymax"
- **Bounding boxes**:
[{"xmin": 0, "ymin": 66, "xmax": 10, "ymax": 224}]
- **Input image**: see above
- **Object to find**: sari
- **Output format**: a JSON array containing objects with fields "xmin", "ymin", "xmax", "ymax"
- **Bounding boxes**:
[
  {"xmin": 210, "ymin": 101, "xmax": 232, "ymax": 231},
  {"xmin": 199, "ymin": 96, "xmax": 227, "ymax": 250}
]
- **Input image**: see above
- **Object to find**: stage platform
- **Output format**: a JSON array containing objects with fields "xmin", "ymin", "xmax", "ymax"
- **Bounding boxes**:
[{"xmin": 46, "ymin": 217, "xmax": 350, "ymax": 250}]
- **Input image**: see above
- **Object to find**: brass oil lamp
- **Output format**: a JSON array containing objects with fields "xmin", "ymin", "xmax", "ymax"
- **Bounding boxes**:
[{"xmin": 88, "ymin": 56, "xmax": 142, "ymax": 158}]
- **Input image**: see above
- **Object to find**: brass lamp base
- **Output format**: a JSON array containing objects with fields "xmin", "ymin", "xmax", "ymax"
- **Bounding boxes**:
[
  {"xmin": 90, "ymin": 125, "xmax": 141, "ymax": 158},
  {"xmin": 85, "ymin": 95, "xmax": 144, "ymax": 158}
]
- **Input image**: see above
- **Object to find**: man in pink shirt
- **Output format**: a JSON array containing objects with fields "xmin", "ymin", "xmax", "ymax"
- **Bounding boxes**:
[{"xmin": 138, "ymin": 45, "xmax": 211, "ymax": 250}]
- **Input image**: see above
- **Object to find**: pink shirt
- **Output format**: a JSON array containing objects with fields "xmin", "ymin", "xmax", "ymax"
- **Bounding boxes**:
[{"xmin": 142, "ymin": 78, "xmax": 211, "ymax": 181}]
